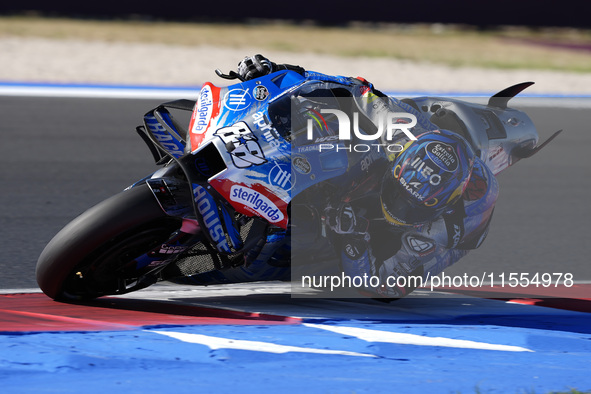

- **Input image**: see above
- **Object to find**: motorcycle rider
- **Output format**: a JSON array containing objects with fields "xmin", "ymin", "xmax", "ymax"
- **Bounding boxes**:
[
  {"xmin": 322, "ymin": 129, "xmax": 497, "ymax": 298},
  {"xmin": 235, "ymin": 54, "xmax": 498, "ymax": 298}
]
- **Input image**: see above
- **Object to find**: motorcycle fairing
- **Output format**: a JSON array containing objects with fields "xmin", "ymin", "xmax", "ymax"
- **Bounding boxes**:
[
  {"xmin": 188, "ymin": 71, "xmax": 308, "ymax": 153},
  {"xmin": 171, "ymin": 72, "xmax": 377, "ymax": 232},
  {"xmin": 185, "ymin": 73, "xmax": 309, "ymax": 230},
  {"xmin": 410, "ymin": 95, "xmax": 539, "ymax": 175},
  {"xmin": 191, "ymin": 116, "xmax": 291, "ymax": 229},
  {"xmin": 192, "ymin": 183, "xmax": 238, "ymax": 253},
  {"xmin": 143, "ymin": 74, "xmax": 557, "ymax": 267},
  {"xmin": 188, "ymin": 82, "xmax": 222, "ymax": 151},
  {"xmin": 139, "ymin": 102, "xmax": 193, "ymax": 163},
  {"xmin": 209, "ymin": 177, "xmax": 289, "ymax": 229},
  {"xmin": 143, "ymin": 113, "xmax": 185, "ymax": 159}
]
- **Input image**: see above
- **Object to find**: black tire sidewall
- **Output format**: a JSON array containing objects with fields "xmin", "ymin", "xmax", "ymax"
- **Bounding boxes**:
[{"xmin": 36, "ymin": 183, "xmax": 177, "ymax": 299}]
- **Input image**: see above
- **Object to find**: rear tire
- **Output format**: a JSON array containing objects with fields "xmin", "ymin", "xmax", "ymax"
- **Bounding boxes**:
[{"xmin": 36, "ymin": 184, "xmax": 181, "ymax": 300}]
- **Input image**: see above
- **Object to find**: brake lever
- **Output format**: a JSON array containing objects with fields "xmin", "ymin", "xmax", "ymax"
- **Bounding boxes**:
[{"xmin": 215, "ymin": 69, "xmax": 245, "ymax": 82}]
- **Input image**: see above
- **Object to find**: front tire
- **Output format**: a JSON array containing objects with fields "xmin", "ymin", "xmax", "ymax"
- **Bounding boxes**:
[{"xmin": 36, "ymin": 184, "xmax": 181, "ymax": 300}]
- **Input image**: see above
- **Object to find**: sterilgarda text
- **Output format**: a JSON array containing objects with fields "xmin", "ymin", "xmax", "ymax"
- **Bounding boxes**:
[
  {"xmin": 193, "ymin": 85, "xmax": 213, "ymax": 134},
  {"xmin": 301, "ymin": 272, "xmax": 575, "ymax": 292},
  {"xmin": 308, "ymin": 110, "xmax": 417, "ymax": 152},
  {"xmin": 230, "ymin": 185, "xmax": 284, "ymax": 223}
]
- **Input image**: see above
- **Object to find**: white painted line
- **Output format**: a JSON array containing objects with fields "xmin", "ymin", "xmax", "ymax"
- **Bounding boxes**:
[
  {"xmin": 304, "ymin": 323, "xmax": 533, "ymax": 352},
  {"xmin": 1, "ymin": 83, "xmax": 590, "ymax": 107},
  {"xmin": 0, "ymin": 288, "xmax": 42, "ymax": 294},
  {"xmin": 149, "ymin": 330, "xmax": 377, "ymax": 357},
  {"xmin": 0, "ymin": 84, "xmax": 200, "ymax": 99}
]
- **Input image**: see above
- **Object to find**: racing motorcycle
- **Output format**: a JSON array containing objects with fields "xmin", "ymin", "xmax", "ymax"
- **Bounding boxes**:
[{"xmin": 35, "ymin": 67, "xmax": 560, "ymax": 300}]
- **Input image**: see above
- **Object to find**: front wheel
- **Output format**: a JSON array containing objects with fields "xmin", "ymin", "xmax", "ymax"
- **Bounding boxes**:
[{"xmin": 36, "ymin": 184, "xmax": 181, "ymax": 300}]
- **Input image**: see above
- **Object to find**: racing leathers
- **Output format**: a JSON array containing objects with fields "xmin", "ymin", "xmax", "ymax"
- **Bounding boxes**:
[
  {"xmin": 240, "ymin": 55, "xmax": 499, "ymax": 298},
  {"xmin": 324, "ymin": 154, "xmax": 498, "ymax": 298}
]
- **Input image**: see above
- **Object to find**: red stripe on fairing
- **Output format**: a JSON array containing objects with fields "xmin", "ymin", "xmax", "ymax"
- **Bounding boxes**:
[
  {"xmin": 0, "ymin": 293, "xmax": 300, "ymax": 332},
  {"xmin": 189, "ymin": 83, "xmax": 222, "ymax": 151}
]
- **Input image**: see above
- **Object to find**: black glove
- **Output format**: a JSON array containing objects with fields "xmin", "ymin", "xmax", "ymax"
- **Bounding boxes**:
[
  {"xmin": 325, "ymin": 204, "xmax": 369, "ymax": 236},
  {"xmin": 237, "ymin": 54, "xmax": 275, "ymax": 81}
]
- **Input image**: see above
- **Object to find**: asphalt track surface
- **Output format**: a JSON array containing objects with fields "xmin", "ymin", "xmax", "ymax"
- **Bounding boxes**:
[
  {"xmin": 1, "ymin": 93, "xmax": 591, "ymax": 393},
  {"xmin": 0, "ymin": 95, "xmax": 588, "ymax": 289}
]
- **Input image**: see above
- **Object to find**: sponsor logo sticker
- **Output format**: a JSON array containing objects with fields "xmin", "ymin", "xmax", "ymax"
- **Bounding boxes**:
[
  {"xmin": 253, "ymin": 85, "xmax": 270, "ymax": 101},
  {"xmin": 230, "ymin": 185, "xmax": 284, "ymax": 223},
  {"xmin": 407, "ymin": 157, "xmax": 442, "ymax": 186},
  {"xmin": 224, "ymin": 88, "xmax": 251, "ymax": 111},
  {"xmin": 193, "ymin": 184, "xmax": 231, "ymax": 253},
  {"xmin": 399, "ymin": 176, "xmax": 425, "ymax": 201},
  {"xmin": 406, "ymin": 235, "xmax": 435, "ymax": 255},
  {"xmin": 425, "ymin": 142, "xmax": 458, "ymax": 172},
  {"xmin": 252, "ymin": 110, "xmax": 281, "ymax": 149},
  {"xmin": 192, "ymin": 85, "xmax": 214, "ymax": 135},
  {"xmin": 345, "ymin": 243, "xmax": 361, "ymax": 258},
  {"xmin": 293, "ymin": 156, "xmax": 311, "ymax": 174},
  {"xmin": 268, "ymin": 162, "xmax": 292, "ymax": 191},
  {"xmin": 144, "ymin": 115, "xmax": 184, "ymax": 158}
]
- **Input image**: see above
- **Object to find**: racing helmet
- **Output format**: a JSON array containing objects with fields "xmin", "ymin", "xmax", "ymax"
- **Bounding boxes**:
[{"xmin": 381, "ymin": 129, "xmax": 475, "ymax": 227}]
